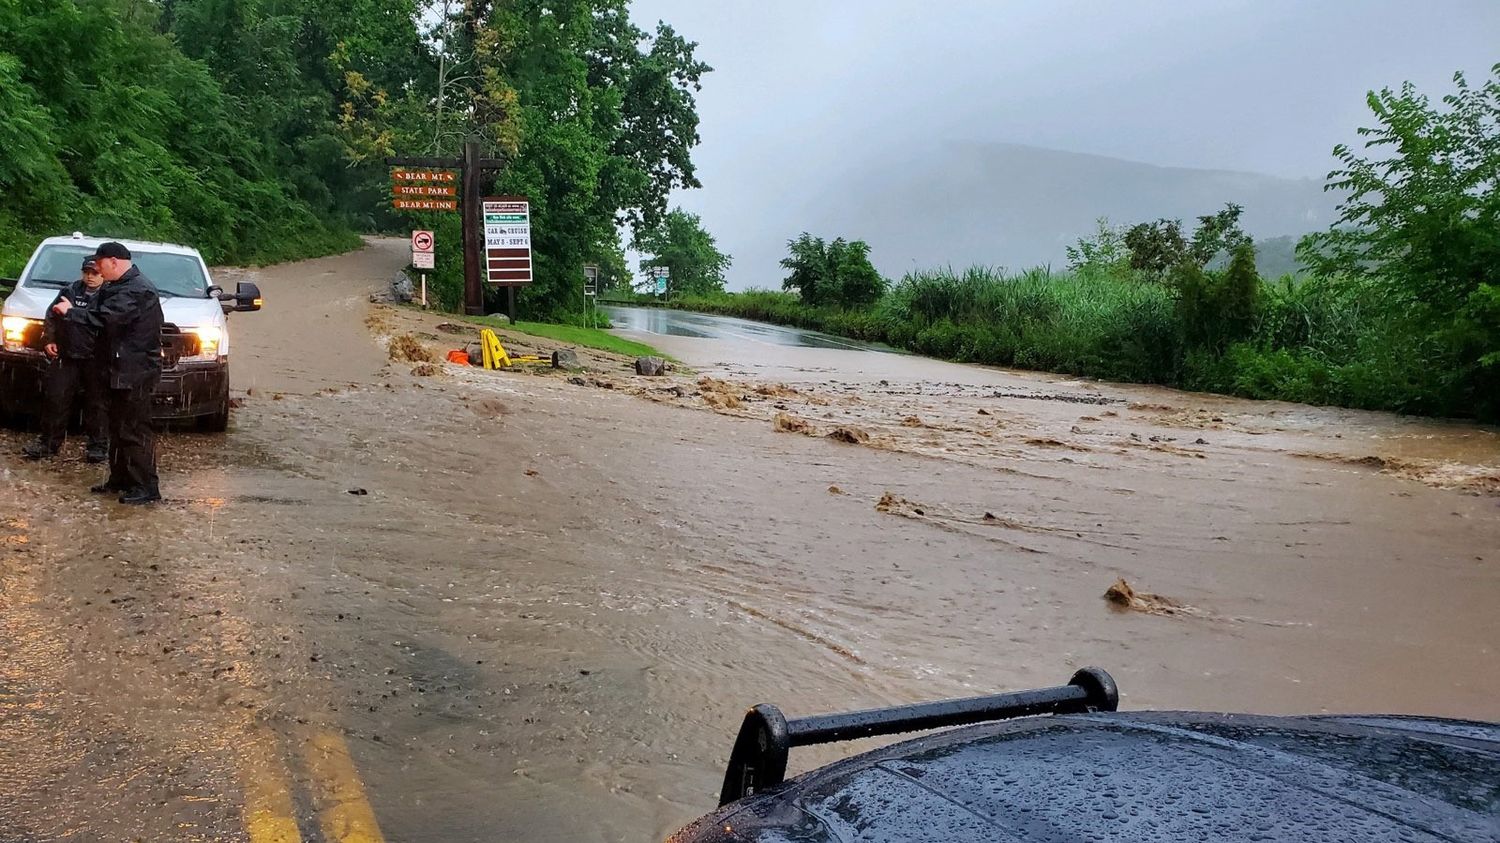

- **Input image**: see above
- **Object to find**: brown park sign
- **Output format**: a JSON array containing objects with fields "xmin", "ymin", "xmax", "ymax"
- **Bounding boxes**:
[
  {"xmin": 393, "ymin": 184, "xmax": 457, "ymax": 197},
  {"xmin": 393, "ymin": 198, "xmax": 458, "ymax": 212},
  {"xmin": 391, "ymin": 169, "xmax": 457, "ymax": 183}
]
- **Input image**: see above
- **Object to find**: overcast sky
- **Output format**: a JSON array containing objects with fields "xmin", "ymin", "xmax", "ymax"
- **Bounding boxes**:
[{"xmin": 625, "ymin": 1, "xmax": 1499, "ymax": 286}]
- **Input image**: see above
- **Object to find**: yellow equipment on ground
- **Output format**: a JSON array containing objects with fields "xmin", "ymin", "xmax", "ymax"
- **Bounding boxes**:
[{"xmin": 479, "ymin": 328, "xmax": 546, "ymax": 369}]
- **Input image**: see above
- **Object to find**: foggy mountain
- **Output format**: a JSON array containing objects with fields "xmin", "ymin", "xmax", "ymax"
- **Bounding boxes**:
[{"xmin": 718, "ymin": 142, "xmax": 1340, "ymax": 287}]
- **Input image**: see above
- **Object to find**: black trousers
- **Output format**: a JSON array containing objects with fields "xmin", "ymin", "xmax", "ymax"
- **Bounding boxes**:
[
  {"xmin": 40, "ymin": 357, "xmax": 108, "ymax": 451},
  {"xmin": 107, "ymin": 375, "xmax": 160, "ymax": 494}
]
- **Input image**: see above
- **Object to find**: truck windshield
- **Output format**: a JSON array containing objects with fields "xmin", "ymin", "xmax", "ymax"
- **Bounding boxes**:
[{"xmin": 23, "ymin": 244, "xmax": 209, "ymax": 298}]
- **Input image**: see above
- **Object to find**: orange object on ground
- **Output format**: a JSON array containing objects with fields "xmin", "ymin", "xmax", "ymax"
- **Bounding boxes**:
[{"xmin": 446, "ymin": 349, "xmax": 470, "ymax": 365}]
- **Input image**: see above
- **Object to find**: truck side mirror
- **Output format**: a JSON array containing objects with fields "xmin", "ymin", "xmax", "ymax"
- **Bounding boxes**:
[{"xmin": 235, "ymin": 282, "xmax": 263, "ymax": 312}]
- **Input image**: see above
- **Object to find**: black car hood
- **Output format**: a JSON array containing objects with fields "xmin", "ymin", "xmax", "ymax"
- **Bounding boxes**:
[{"xmin": 673, "ymin": 712, "xmax": 1499, "ymax": 843}]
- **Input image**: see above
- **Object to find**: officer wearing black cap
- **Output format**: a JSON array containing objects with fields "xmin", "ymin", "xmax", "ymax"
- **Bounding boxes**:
[
  {"xmin": 52, "ymin": 241, "xmax": 165, "ymax": 504},
  {"xmin": 22, "ymin": 256, "xmax": 109, "ymax": 462}
]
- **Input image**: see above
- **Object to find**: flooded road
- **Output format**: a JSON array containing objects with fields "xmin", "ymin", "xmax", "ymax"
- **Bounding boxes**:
[
  {"xmin": 2, "ymin": 243, "xmax": 1498, "ymax": 842},
  {"xmin": 602, "ymin": 305, "xmax": 892, "ymax": 351}
]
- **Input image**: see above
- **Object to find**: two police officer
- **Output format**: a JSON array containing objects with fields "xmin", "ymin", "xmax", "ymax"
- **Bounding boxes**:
[{"xmin": 50, "ymin": 241, "xmax": 165, "ymax": 505}]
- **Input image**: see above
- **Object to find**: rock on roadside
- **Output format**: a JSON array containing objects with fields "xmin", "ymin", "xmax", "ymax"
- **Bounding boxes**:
[
  {"xmin": 552, "ymin": 348, "xmax": 581, "ymax": 369},
  {"xmin": 635, "ymin": 356, "xmax": 667, "ymax": 377}
]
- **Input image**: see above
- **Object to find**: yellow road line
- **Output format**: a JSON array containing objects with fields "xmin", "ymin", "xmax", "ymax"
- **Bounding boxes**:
[
  {"xmin": 302, "ymin": 730, "xmax": 387, "ymax": 843},
  {"xmin": 240, "ymin": 728, "xmax": 304, "ymax": 843}
]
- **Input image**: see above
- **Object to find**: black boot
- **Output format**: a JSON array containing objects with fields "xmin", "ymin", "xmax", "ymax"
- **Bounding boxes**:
[{"xmin": 119, "ymin": 487, "xmax": 162, "ymax": 505}]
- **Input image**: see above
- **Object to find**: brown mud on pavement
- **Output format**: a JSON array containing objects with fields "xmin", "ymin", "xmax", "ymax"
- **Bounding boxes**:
[
  {"xmin": 215, "ymin": 236, "xmax": 395, "ymax": 395},
  {"xmin": 2, "ymin": 245, "xmax": 1498, "ymax": 843}
]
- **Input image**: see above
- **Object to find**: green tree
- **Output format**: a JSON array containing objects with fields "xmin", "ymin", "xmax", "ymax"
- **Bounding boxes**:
[
  {"xmin": 780, "ymin": 233, "xmax": 886, "ymax": 308},
  {"xmin": 1301, "ymin": 64, "xmax": 1500, "ymax": 416},
  {"xmin": 633, "ymin": 208, "xmax": 730, "ymax": 297},
  {"xmin": 365, "ymin": 0, "xmax": 712, "ymax": 318},
  {"xmin": 1065, "ymin": 217, "xmax": 1132, "ymax": 277},
  {"xmin": 1188, "ymin": 203, "xmax": 1250, "ymax": 266},
  {"xmin": 1123, "ymin": 218, "xmax": 1187, "ymax": 278}
]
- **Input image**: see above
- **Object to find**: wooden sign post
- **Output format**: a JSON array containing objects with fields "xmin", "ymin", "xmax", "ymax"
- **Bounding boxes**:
[{"xmin": 386, "ymin": 140, "xmax": 507, "ymax": 316}]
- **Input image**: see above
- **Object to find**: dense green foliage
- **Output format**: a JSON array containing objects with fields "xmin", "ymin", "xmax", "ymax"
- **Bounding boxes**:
[
  {"xmin": 680, "ymin": 68, "xmax": 1500, "ymax": 422},
  {"xmin": 361, "ymin": 0, "xmax": 712, "ymax": 320},
  {"xmin": 2, "ymin": 0, "xmax": 711, "ymax": 327},
  {"xmin": 632, "ymin": 208, "xmax": 731, "ymax": 297},
  {"xmin": 779, "ymin": 233, "xmax": 886, "ymax": 309},
  {"xmin": 0, "ymin": 0, "xmax": 366, "ymax": 274}
]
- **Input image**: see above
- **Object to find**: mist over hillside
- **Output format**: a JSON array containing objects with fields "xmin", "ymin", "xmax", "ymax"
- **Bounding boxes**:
[{"xmin": 718, "ymin": 142, "xmax": 1339, "ymax": 287}]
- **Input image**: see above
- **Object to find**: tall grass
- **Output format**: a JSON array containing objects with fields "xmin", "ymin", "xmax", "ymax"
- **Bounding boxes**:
[{"xmin": 665, "ymin": 266, "xmax": 1493, "ymax": 421}]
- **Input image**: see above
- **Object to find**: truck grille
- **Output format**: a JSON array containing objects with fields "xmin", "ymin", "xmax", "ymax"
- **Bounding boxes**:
[{"xmin": 160, "ymin": 324, "xmax": 200, "ymax": 368}]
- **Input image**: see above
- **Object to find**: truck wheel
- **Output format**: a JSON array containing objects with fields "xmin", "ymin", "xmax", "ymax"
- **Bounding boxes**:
[{"xmin": 198, "ymin": 395, "xmax": 230, "ymax": 432}]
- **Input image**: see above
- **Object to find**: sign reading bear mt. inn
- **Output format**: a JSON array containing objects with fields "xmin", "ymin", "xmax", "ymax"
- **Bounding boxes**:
[{"xmin": 484, "ymin": 197, "xmax": 533, "ymax": 286}]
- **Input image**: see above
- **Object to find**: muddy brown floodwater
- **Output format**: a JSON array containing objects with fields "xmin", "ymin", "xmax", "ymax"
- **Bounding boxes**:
[{"xmin": 2, "ymin": 238, "xmax": 1497, "ymax": 842}]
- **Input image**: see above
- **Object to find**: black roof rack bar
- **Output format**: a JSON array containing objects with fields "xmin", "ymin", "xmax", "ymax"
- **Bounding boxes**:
[{"xmin": 718, "ymin": 667, "xmax": 1117, "ymax": 806}]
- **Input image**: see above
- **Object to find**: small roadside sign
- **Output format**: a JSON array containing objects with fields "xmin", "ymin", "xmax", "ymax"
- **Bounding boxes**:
[
  {"xmin": 483, "ymin": 197, "xmax": 533, "ymax": 286},
  {"xmin": 412, "ymin": 230, "xmax": 435, "ymax": 253},
  {"xmin": 583, "ymin": 264, "xmax": 599, "ymax": 297},
  {"xmin": 652, "ymin": 266, "xmax": 670, "ymax": 296}
]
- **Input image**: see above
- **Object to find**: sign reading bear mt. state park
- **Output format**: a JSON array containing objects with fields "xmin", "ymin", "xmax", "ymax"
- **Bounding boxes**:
[{"xmin": 390, "ymin": 168, "xmax": 459, "ymax": 213}]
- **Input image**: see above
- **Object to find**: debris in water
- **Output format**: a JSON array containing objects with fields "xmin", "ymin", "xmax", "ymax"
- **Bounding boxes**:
[
  {"xmin": 1104, "ymin": 578, "xmax": 1187, "ymax": 615},
  {"xmin": 828, "ymin": 485, "xmax": 845, "ymax": 495},
  {"xmin": 773, "ymin": 413, "xmax": 815, "ymax": 434},
  {"xmin": 900, "ymin": 415, "xmax": 924, "ymax": 427},
  {"xmin": 347, "ymin": 488, "xmax": 368, "ymax": 496},
  {"xmin": 388, "ymin": 333, "xmax": 435, "ymax": 363},
  {"xmin": 977, "ymin": 408, "xmax": 991, "ymax": 416},
  {"xmin": 1025, "ymin": 437, "xmax": 1091, "ymax": 452},
  {"xmin": 826, "ymin": 426, "xmax": 870, "ymax": 444},
  {"xmin": 874, "ymin": 492, "xmax": 924, "ymax": 516},
  {"xmin": 524, "ymin": 469, "xmax": 539, "ymax": 477},
  {"xmin": 698, "ymin": 377, "xmax": 744, "ymax": 410},
  {"xmin": 410, "ymin": 363, "xmax": 439, "ymax": 377},
  {"xmin": 1194, "ymin": 438, "xmax": 1209, "ymax": 445},
  {"xmin": 1291, "ymin": 452, "xmax": 1500, "ymax": 495},
  {"xmin": 755, "ymin": 383, "xmax": 802, "ymax": 398}
]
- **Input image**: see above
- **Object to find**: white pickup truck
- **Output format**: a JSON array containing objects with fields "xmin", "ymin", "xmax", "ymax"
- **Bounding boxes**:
[{"xmin": 0, "ymin": 233, "xmax": 261, "ymax": 432}]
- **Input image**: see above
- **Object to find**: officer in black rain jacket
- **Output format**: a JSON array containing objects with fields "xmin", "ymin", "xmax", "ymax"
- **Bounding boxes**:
[
  {"xmin": 53, "ymin": 242, "xmax": 165, "ymax": 504},
  {"xmin": 22, "ymin": 257, "xmax": 109, "ymax": 462}
]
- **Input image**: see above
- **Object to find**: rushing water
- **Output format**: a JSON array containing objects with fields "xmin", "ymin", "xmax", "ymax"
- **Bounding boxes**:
[{"xmin": 2, "ymin": 242, "xmax": 1496, "ymax": 842}]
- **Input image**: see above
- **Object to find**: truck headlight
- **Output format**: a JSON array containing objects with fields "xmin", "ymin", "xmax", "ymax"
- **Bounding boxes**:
[
  {"xmin": 183, "ymin": 325, "xmax": 223, "ymax": 361},
  {"xmin": 2, "ymin": 316, "xmax": 42, "ymax": 352}
]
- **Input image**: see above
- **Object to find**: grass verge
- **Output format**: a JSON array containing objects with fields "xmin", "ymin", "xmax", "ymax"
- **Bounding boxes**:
[{"xmin": 454, "ymin": 313, "xmax": 667, "ymax": 359}]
